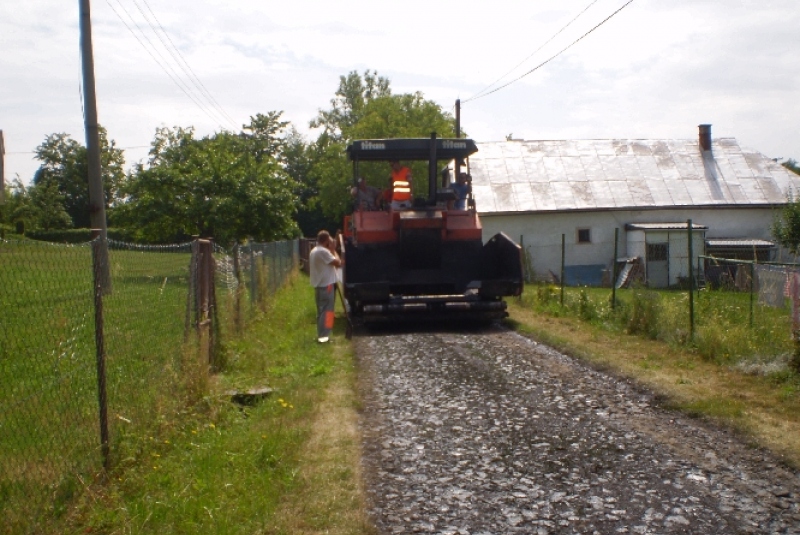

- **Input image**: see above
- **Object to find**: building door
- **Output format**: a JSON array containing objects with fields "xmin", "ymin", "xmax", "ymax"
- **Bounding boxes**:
[{"xmin": 646, "ymin": 242, "xmax": 669, "ymax": 288}]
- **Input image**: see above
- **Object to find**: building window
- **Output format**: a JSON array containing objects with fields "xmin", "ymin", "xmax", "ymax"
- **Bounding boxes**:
[{"xmin": 577, "ymin": 228, "xmax": 591, "ymax": 244}]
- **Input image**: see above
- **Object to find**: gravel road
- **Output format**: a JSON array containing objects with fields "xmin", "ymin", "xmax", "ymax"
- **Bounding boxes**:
[{"xmin": 354, "ymin": 324, "xmax": 800, "ymax": 534}]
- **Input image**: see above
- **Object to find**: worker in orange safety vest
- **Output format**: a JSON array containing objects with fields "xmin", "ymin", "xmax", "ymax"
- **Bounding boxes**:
[{"xmin": 389, "ymin": 160, "xmax": 412, "ymax": 209}]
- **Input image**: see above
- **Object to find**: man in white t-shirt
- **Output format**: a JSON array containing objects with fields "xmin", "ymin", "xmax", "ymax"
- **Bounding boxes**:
[{"xmin": 309, "ymin": 230, "xmax": 342, "ymax": 343}]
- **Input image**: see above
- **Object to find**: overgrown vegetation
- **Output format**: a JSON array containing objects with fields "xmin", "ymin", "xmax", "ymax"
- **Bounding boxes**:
[
  {"xmin": 61, "ymin": 275, "xmax": 369, "ymax": 534},
  {"xmin": 520, "ymin": 284, "xmax": 794, "ymax": 366}
]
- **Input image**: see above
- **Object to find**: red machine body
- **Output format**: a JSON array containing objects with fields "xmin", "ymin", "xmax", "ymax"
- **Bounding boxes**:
[{"xmin": 342, "ymin": 136, "xmax": 523, "ymax": 324}]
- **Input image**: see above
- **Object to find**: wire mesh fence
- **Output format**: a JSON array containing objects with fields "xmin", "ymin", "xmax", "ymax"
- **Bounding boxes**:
[
  {"xmin": 517, "ymin": 227, "xmax": 800, "ymax": 364},
  {"xmin": 0, "ymin": 236, "xmax": 298, "ymax": 534}
]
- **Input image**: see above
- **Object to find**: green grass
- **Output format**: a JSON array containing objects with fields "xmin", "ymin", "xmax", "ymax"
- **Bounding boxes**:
[
  {"xmin": 519, "ymin": 283, "xmax": 794, "ymax": 366},
  {"xmin": 0, "ymin": 241, "xmax": 337, "ymax": 533},
  {"xmin": 64, "ymin": 274, "xmax": 368, "ymax": 534},
  {"xmin": 0, "ymin": 241, "xmax": 217, "ymax": 534}
]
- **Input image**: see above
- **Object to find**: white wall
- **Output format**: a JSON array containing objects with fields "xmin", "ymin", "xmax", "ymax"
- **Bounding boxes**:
[{"xmin": 480, "ymin": 206, "xmax": 777, "ymax": 283}]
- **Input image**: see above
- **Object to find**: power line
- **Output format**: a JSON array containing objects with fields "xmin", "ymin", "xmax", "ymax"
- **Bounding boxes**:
[
  {"xmin": 108, "ymin": 0, "xmax": 227, "ymax": 126},
  {"xmin": 133, "ymin": 0, "xmax": 239, "ymax": 129},
  {"xmin": 7, "ymin": 145, "xmax": 151, "ymax": 155},
  {"xmin": 470, "ymin": 0, "xmax": 601, "ymax": 102},
  {"xmin": 104, "ymin": 0, "xmax": 231, "ymax": 129},
  {"xmin": 138, "ymin": 0, "xmax": 238, "ymax": 128},
  {"xmin": 464, "ymin": 0, "xmax": 636, "ymax": 104}
]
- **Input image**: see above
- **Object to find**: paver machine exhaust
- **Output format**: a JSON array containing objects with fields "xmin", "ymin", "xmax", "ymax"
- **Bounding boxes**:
[{"xmin": 341, "ymin": 134, "xmax": 523, "ymax": 326}]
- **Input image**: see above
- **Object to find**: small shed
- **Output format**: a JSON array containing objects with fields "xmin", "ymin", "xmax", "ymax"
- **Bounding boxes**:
[
  {"xmin": 624, "ymin": 223, "xmax": 707, "ymax": 288},
  {"xmin": 705, "ymin": 238, "xmax": 777, "ymax": 262}
]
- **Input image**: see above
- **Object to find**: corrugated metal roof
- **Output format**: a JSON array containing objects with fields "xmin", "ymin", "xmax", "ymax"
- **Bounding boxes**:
[
  {"xmin": 625, "ymin": 222, "xmax": 708, "ymax": 231},
  {"xmin": 470, "ymin": 138, "xmax": 800, "ymax": 214},
  {"xmin": 706, "ymin": 239, "xmax": 776, "ymax": 248}
]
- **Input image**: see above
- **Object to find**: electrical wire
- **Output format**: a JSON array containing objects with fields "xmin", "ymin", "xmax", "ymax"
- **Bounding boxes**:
[
  {"xmin": 7, "ymin": 146, "xmax": 152, "ymax": 155},
  {"xmin": 469, "ymin": 0, "xmax": 601, "ymax": 102},
  {"xmin": 464, "ymin": 0, "xmax": 636, "ymax": 104},
  {"xmin": 133, "ymin": 0, "xmax": 239, "ymax": 129},
  {"xmin": 111, "ymin": 0, "xmax": 229, "ymax": 127},
  {"xmin": 104, "ymin": 0, "xmax": 230, "ymax": 128}
]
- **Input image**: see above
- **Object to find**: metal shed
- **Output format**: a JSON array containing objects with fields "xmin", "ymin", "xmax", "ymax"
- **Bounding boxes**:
[{"xmin": 624, "ymin": 223, "xmax": 707, "ymax": 288}]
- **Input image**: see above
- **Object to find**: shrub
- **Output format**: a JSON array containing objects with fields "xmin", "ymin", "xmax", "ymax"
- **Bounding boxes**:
[{"xmin": 626, "ymin": 288, "xmax": 660, "ymax": 339}]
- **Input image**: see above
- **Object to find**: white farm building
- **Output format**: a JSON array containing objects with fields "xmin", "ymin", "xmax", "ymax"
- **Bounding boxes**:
[{"xmin": 469, "ymin": 126, "xmax": 800, "ymax": 287}]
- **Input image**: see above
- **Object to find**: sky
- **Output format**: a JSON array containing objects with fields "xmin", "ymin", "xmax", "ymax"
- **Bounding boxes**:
[{"xmin": 2, "ymin": 0, "xmax": 799, "ymax": 187}]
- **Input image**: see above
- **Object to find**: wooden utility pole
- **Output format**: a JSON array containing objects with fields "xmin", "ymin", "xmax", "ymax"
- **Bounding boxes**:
[
  {"xmin": 81, "ymin": 0, "xmax": 111, "ymax": 470},
  {"xmin": 79, "ymin": 0, "xmax": 107, "ymax": 236}
]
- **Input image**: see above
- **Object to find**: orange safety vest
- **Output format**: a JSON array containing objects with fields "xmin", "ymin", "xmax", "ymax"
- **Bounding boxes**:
[{"xmin": 391, "ymin": 167, "xmax": 412, "ymax": 202}]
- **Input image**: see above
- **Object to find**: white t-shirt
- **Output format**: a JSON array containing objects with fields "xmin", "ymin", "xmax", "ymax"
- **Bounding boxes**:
[{"xmin": 309, "ymin": 245, "xmax": 338, "ymax": 287}]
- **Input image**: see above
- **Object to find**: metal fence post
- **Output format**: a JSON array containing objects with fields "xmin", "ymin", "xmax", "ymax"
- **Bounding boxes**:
[
  {"xmin": 90, "ymin": 230, "xmax": 110, "ymax": 470},
  {"xmin": 688, "ymin": 219, "xmax": 694, "ymax": 340},
  {"xmin": 233, "ymin": 243, "xmax": 241, "ymax": 331},
  {"xmin": 750, "ymin": 261, "xmax": 755, "ymax": 328},
  {"xmin": 249, "ymin": 245, "xmax": 256, "ymax": 307},
  {"xmin": 560, "ymin": 233, "xmax": 565, "ymax": 306},
  {"xmin": 612, "ymin": 228, "xmax": 619, "ymax": 309}
]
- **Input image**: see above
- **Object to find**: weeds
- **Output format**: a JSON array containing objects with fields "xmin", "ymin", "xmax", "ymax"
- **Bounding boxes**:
[
  {"xmin": 521, "ymin": 283, "xmax": 794, "ymax": 371},
  {"xmin": 61, "ymin": 274, "xmax": 369, "ymax": 534}
]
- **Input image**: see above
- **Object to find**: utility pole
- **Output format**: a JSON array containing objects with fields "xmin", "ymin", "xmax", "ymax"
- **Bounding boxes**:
[
  {"xmin": 80, "ymin": 0, "xmax": 111, "ymax": 470},
  {"xmin": 79, "ymin": 0, "xmax": 107, "ymax": 236}
]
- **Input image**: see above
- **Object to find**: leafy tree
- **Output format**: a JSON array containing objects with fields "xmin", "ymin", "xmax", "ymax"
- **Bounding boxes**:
[
  {"xmin": 310, "ymin": 70, "xmax": 391, "ymax": 140},
  {"xmin": 783, "ymin": 159, "xmax": 800, "ymax": 175},
  {"xmin": 282, "ymin": 127, "xmax": 338, "ymax": 237},
  {"xmin": 773, "ymin": 190, "xmax": 800, "ymax": 255},
  {"xmin": 29, "ymin": 181, "xmax": 73, "ymax": 230},
  {"xmin": 305, "ymin": 138, "xmax": 353, "ymax": 230},
  {"xmin": 308, "ymin": 71, "xmax": 457, "ymax": 222},
  {"xmin": 32, "ymin": 127, "xmax": 125, "ymax": 228},
  {"xmin": 0, "ymin": 179, "xmax": 34, "ymax": 233},
  {"xmin": 116, "ymin": 114, "xmax": 299, "ymax": 245},
  {"xmin": 0, "ymin": 178, "xmax": 72, "ymax": 233}
]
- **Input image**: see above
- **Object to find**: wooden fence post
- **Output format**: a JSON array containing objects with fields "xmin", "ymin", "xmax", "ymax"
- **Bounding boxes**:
[{"xmin": 196, "ymin": 240, "xmax": 213, "ymax": 368}]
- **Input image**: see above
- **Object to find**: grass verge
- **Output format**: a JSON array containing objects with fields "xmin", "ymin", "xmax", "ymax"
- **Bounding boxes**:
[
  {"xmin": 65, "ymin": 272, "xmax": 371, "ymax": 534},
  {"xmin": 507, "ymin": 296, "xmax": 800, "ymax": 467}
]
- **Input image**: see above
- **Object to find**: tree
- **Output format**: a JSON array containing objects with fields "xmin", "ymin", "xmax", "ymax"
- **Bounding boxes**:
[
  {"xmin": 783, "ymin": 159, "xmax": 800, "ymax": 176},
  {"xmin": 310, "ymin": 70, "xmax": 391, "ymax": 140},
  {"xmin": 0, "ymin": 178, "xmax": 71, "ymax": 233},
  {"xmin": 116, "ymin": 114, "xmax": 300, "ymax": 245},
  {"xmin": 29, "ymin": 181, "xmax": 73, "ymax": 230},
  {"xmin": 1, "ymin": 179, "xmax": 34, "ymax": 233},
  {"xmin": 773, "ymin": 190, "xmax": 800, "ymax": 255},
  {"xmin": 32, "ymin": 127, "xmax": 125, "ymax": 228},
  {"xmin": 281, "ymin": 127, "xmax": 339, "ymax": 237},
  {"xmin": 308, "ymin": 71, "xmax": 457, "ymax": 222}
]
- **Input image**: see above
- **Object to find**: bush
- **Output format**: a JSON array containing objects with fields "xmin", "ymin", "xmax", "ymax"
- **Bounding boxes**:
[
  {"xmin": 625, "ymin": 288, "xmax": 661, "ymax": 339},
  {"xmin": 537, "ymin": 284, "xmax": 559, "ymax": 305}
]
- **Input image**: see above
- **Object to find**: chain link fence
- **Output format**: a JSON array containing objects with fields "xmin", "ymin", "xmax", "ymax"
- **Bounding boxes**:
[
  {"xmin": 0, "ymin": 236, "xmax": 298, "ymax": 534},
  {"xmin": 517, "ymin": 225, "xmax": 799, "ymax": 362}
]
